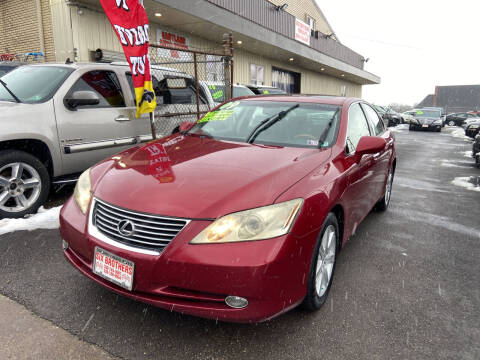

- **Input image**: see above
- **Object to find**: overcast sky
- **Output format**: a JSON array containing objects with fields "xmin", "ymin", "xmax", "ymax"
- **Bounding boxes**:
[{"xmin": 318, "ymin": 0, "xmax": 480, "ymax": 106}]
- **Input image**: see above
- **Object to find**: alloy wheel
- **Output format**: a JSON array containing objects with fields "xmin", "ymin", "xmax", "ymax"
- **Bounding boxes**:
[
  {"xmin": 448, "ymin": 120, "xmax": 455, "ymax": 126},
  {"xmin": 0, "ymin": 162, "xmax": 42, "ymax": 213},
  {"xmin": 385, "ymin": 169, "xmax": 393, "ymax": 206},
  {"xmin": 315, "ymin": 225, "xmax": 336, "ymax": 297}
]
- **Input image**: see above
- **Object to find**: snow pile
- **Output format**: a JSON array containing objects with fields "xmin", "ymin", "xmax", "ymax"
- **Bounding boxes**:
[
  {"xmin": 450, "ymin": 128, "xmax": 472, "ymax": 141},
  {"xmin": 461, "ymin": 150, "xmax": 473, "ymax": 158},
  {"xmin": 0, "ymin": 206, "xmax": 62, "ymax": 236},
  {"xmin": 451, "ymin": 177, "xmax": 480, "ymax": 192},
  {"xmin": 389, "ymin": 124, "xmax": 409, "ymax": 132}
]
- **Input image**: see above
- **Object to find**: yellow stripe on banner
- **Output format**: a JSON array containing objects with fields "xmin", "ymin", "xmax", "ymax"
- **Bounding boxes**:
[{"xmin": 134, "ymin": 81, "xmax": 157, "ymax": 118}]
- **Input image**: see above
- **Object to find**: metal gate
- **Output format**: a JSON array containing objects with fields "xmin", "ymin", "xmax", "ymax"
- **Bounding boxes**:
[{"xmin": 148, "ymin": 34, "xmax": 234, "ymax": 137}]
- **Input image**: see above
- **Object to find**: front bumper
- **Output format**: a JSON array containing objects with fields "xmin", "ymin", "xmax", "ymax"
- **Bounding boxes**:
[
  {"xmin": 410, "ymin": 123, "xmax": 441, "ymax": 131},
  {"xmin": 59, "ymin": 197, "xmax": 313, "ymax": 323}
]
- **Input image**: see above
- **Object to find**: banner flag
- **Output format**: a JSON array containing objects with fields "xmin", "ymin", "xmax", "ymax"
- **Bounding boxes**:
[{"xmin": 99, "ymin": 0, "xmax": 156, "ymax": 117}]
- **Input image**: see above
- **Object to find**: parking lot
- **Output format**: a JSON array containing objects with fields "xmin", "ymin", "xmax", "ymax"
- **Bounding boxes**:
[{"xmin": 0, "ymin": 126, "xmax": 479, "ymax": 360}]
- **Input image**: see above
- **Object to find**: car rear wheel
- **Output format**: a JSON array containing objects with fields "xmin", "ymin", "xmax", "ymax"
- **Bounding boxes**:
[
  {"xmin": 302, "ymin": 213, "xmax": 339, "ymax": 311},
  {"xmin": 0, "ymin": 150, "xmax": 50, "ymax": 219},
  {"xmin": 375, "ymin": 165, "xmax": 394, "ymax": 211},
  {"xmin": 448, "ymin": 120, "xmax": 455, "ymax": 126}
]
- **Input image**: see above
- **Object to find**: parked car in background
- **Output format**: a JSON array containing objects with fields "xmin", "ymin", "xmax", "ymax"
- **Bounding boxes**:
[
  {"xmin": 0, "ymin": 62, "xmax": 212, "ymax": 218},
  {"xmin": 246, "ymin": 84, "xmax": 287, "ymax": 95},
  {"xmin": 200, "ymin": 81, "xmax": 255, "ymax": 104},
  {"xmin": 445, "ymin": 112, "xmax": 478, "ymax": 126},
  {"xmin": 60, "ymin": 95, "xmax": 396, "ymax": 323},
  {"xmin": 473, "ymin": 135, "xmax": 480, "ymax": 168},
  {"xmin": 401, "ymin": 111, "xmax": 415, "ymax": 124},
  {"xmin": 409, "ymin": 109, "xmax": 443, "ymax": 132},
  {"xmin": 465, "ymin": 120, "xmax": 480, "ymax": 138},
  {"xmin": 374, "ymin": 105, "xmax": 402, "ymax": 127},
  {"xmin": 0, "ymin": 61, "xmax": 23, "ymax": 77},
  {"xmin": 422, "ymin": 107, "xmax": 446, "ymax": 126}
]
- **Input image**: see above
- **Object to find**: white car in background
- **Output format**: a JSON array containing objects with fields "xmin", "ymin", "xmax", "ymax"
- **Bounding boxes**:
[
  {"xmin": 200, "ymin": 81, "xmax": 255, "ymax": 105},
  {"xmin": 402, "ymin": 111, "xmax": 416, "ymax": 124}
]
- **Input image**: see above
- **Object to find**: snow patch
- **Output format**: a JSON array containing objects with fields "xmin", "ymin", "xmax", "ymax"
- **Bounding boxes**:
[
  {"xmin": 0, "ymin": 206, "xmax": 61, "ymax": 236},
  {"xmin": 450, "ymin": 128, "xmax": 472, "ymax": 141},
  {"xmin": 460, "ymin": 150, "xmax": 473, "ymax": 158},
  {"xmin": 451, "ymin": 177, "xmax": 480, "ymax": 192},
  {"xmin": 389, "ymin": 124, "xmax": 409, "ymax": 132}
]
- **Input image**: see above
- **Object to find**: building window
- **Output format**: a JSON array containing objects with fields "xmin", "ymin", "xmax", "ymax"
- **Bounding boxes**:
[
  {"xmin": 250, "ymin": 64, "xmax": 264, "ymax": 85},
  {"xmin": 306, "ymin": 15, "xmax": 315, "ymax": 31},
  {"xmin": 340, "ymin": 85, "xmax": 347, "ymax": 97}
]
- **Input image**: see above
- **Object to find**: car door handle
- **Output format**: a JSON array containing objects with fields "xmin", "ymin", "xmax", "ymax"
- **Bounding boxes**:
[
  {"xmin": 115, "ymin": 115, "xmax": 130, "ymax": 122},
  {"xmin": 373, "ymin": 152, "xmax": 381, "ymax": 159}
]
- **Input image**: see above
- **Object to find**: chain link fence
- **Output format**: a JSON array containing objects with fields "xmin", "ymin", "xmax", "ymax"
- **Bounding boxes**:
[{"xmin": 148, "ymin": 36, "xmax": 233, "ymax": 137}]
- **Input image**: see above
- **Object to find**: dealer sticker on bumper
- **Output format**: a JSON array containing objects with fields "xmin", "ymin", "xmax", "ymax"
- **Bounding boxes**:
[{"xmin": 92, "ymin": 247, "xmax": 134, "ymax": 291}]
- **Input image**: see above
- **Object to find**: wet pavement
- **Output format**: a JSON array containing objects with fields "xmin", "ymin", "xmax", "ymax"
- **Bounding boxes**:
[{"xmin": 0, "ymin": 126, "xmax": 479, "ymax": 359}]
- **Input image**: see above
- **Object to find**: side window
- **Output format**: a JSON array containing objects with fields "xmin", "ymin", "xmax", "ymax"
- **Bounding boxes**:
[
  {"xmin": 67, "ymin": 71, "xmax": 125, "ymax": 108},
  {"xmin": 361, "ymin": 103, "xmax": 385, "ymax": 135},
  {"xmin": 126, "ymin": 73, "xmax": 161, "ymax": 104},
  {"xmin": 346, "ymin": 103, "xmax": 371, "ymax": 154}
]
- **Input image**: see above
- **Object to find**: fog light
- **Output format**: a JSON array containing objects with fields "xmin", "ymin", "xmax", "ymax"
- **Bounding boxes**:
[
  {"xmin": 225, "ymin": 296, "xmax": 248, "ymax": 309},
  {"xmin": 62, "ymin": 240, "xmax": 69, "ymax": 250}
]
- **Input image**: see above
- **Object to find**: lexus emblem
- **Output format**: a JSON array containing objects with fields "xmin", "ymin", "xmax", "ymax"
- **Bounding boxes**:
[{"xmin": 117, "ymin": 219, "xmax": 135, "ymax": 237}]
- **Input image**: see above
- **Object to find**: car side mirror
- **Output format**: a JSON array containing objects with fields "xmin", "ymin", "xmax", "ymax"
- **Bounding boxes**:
[
  {"xmin": 179, "ymin": 121, "xmax": 194, "ymax": 133},
  {"xmin": 64, "ymin": 91, "xmax": 100, "ymax": 110},
  {"xmin": 356, "ymin": 136, "xmax": 386, "ymax": 155}
]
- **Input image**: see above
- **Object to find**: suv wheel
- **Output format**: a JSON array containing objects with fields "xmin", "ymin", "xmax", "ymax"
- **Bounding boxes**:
[{"xmin": 0, "ymin": 150, "xmax": 50, "ymax": 219}]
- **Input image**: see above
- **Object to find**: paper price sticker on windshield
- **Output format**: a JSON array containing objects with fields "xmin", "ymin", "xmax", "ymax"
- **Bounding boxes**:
[
  {"xmin": 93, "ymin": 247, "xmax": 134, "ymax": 291},
  {"xmin": 198, "ymin": 110, "xmax": 234, "ymax": 123}
]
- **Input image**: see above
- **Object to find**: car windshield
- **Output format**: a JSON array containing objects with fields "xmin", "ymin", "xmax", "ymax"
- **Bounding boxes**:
[
  {"xmin": 415, "ymin": 109, "xmax": 441, "ymax": 118},
  {"xmin": 206, "ymin": 84, "xmax": 255, "ymax": 102},
  {"xmin": 0, "ymin": 66, "xmax": 73, "ymax": 103},
  {"xmin": 188, "ymin": 100, "xmax": 341, "ymax": 148}
]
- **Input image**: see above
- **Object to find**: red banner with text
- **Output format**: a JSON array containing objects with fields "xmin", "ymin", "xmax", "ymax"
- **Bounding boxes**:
[{"xmin": 99, "ymin": 0, "xmax": 156, "ymax": 117}]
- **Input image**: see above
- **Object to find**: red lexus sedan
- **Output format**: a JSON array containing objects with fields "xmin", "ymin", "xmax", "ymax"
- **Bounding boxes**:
[{"xmin": 60, "ymin": 96, "xmax": 396, "ymax": 323}]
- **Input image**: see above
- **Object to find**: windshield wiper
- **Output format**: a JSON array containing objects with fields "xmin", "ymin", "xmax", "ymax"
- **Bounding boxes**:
[
  {"xmin": 246, "ymin": 104, "xmax": 299, "ymax": 144},
  {"xmin": 0, "ymin": 79, "xmax": 21, "ymax": 103},
  {"xmin": 317, "ymin": 108, "xmax": 339, "ymax": 148}
]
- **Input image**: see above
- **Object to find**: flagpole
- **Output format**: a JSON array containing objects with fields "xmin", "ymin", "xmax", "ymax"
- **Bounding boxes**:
[{"xmin": 150, "ymin": 112, "xmax": 156, "ymax": 140}]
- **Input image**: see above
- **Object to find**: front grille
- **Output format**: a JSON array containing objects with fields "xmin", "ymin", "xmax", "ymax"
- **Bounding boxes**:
[{"xmin": 93, "ymin": 199, "xmax": 189, "ymax": 252}]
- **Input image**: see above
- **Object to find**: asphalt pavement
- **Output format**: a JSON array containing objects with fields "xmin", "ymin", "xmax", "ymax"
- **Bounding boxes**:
[{"xmin": 0, "ymin": 126, "xmax": 479, "ymax": 360}]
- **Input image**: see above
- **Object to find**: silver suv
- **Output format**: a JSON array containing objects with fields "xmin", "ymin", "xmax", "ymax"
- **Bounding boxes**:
[{"xmin": 0, "ymin": 62, "xmax": 213, "ymax": 218}]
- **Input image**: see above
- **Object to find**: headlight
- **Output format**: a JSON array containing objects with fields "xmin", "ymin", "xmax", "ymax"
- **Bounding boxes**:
[
  {"xmin": 74, "ymin": 168, "xmax": 92, "ymax": 214},
  {"xmin": 190, "ymin": 198, "xmax": 303, "ymax": 244},
  {"xmin": 469, "ymin": 125, "xmax": 479, "ymax": 129}
]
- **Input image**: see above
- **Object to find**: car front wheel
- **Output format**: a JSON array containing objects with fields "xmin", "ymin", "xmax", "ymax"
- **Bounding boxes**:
[
  {"xmin": 302, "ymin": 213, "xmax": 339, "ymax": 311},
  {"xmin": 448, "ymin": 120, "xmax": 455, "ymax": 126},
  {"xmin": 0, "ymin": 150, "xmax": 50, "ymax": 219}
]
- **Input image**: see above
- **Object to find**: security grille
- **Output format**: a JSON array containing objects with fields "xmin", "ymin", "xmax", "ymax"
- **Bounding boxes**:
[{"xmin": 93, "ymin": 199, "xmax": 189, "ymax": 252}]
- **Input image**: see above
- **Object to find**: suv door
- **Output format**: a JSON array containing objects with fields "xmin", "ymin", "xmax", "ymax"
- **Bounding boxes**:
[{"xmin": 54, "ymin": 69, "xmax": 137, "ymax": 174}]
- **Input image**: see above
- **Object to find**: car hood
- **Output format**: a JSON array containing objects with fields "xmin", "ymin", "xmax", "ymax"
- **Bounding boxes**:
[{"xmin": 93, "ymin": 135, "xmax": 331, "ymax": 219}]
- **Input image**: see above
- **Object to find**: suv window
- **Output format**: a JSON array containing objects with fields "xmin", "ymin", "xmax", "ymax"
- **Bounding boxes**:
[
  {"xmin": 361, "ymin": 103, "xmax": 385, "ymax": 135},
  {"xmin": 67, "ymin": 71, "xmax": 125, "ymax": 108},
  {"xmin": 126, "ymin": 73, "xmax": 207, "ymax": 105},
  {"xmin": 346, "ymin": 103, "xmax": 371, "ymax": 154}
]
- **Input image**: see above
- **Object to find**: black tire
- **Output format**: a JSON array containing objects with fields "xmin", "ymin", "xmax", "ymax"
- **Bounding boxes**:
[
  {"xmin": 436, "ymin": 128, "xmax": 441, "ymax": 132},
  {"xmin": 447, "ymin": 120, "xmax": 455, "ymax": 126},
  {"xmin": 302, "ymin": 213, "xmax": 339, "ymax": 311},
  {"xmin": 409, "ymin": 124, "xmax": 415, "ymax": 131},
  {"xmin": 0, "ymin": 150, "xmax": 50, "ymax": 219},
  {"xmin": 375, "ymin": 165, "xmax": 394, "ymax": 212}
]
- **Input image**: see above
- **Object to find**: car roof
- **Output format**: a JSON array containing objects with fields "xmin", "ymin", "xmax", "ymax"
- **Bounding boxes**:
[
  {"xmin": 200, "ymin": 81, "xmax": 248, "ymax": 88},
  {"xmin": 240, "ymin": 95, "xmax": 358, "ymax": 106}
]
